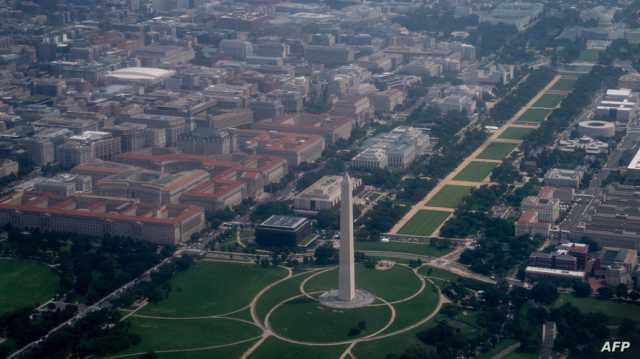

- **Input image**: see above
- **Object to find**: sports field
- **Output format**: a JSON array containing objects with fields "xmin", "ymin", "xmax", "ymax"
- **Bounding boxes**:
[
  {"xmin": 397, "ymin": 210, "xmax": 451, "ymax": 236},
  {"xmin": 532, "ymin": 94, "xmax": 564, "ymax": 108},
  {"xmin": 498, "ymin": 127, "xmax": 534, "ymax": 140},
  {"xmin": 516, "ymin": 108, "xmax": 553, "ymax": 123},
  {"xmin": 426, "ymin": 185, "xmax": 472, "ymax": 208},
  {"xmin": 551, "ymin": 78, "xmax": 577, "ymax": 91},
  {"xmin": 454, "ymin": 161, "xmax": 499, "ymax": 182},
  {"xmin": 476, "ymin": 143, "xmax": 518, "ymax": 161},
  {"xmin": 0, "ymin": 259, "xmax": 59, "ymax": 316}
]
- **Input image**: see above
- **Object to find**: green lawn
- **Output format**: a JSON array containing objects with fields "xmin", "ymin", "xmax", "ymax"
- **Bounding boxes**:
[
  {"xmin": 255, "ymin": 271, "xmax": 316, "ymax": 322},
  {"xmin": 121, "ymin": 317, "xmax": 261, "ymax": 354},
  {"xmin": 577, "ymin": 49, "xmax": 600, "ymax": 63},
  {"xmin": 269, "ymin": 297, "xmax": 392, "ymax": 342},
  {"xmin": 499, "ymin": 127, "xmax": 535, "ymax": 140},
  {"xmin": 454, "ymin": 161, "xmax": 499, "ymax": 182},
  {"xmin": 476, "ymin": 339, "xmax": 518, "ymax": 359},
  {"xmin": 140, "ymin": 261, "xmax": 287, "ymax": 317},
  {"xmin": 476, "ymin": 143, "xmax": 518, "ymax": 161},
  {"xmin": 250, "ymin": 337, "xmax": 346, "ymax": 359},
  {"xmin": 397, "ymin": 210, "xmax": 451, "ymax": 236},
  {"xmin": 0, "ymin": 259, "xmax": 59, "ymax": 316},
  {"xmin": 554, "ymin": 294, "xmax": 640, "ymax": 324},
  {"xmin": 356, "ymin": 240, "xmax": 451, "ymax": 257},
  {"xmin": 305, "ymin": 264, "xmax": 422, "ymax": 303},
  {"xmin": 532, "ymin": 94, "xmax": 564, "ymax": 108},
  {"xmin": 427, "ymin": 185, "xmax": 473, "ymax": 208},
  {"xmin": 505, "ymin": 352, "xmax": 538, "ymax": 359},
  {"xmin": 418, "ymin": 266, "xmax": 460, "ymax": 282},
  {"xmin": 352, "ymin": 321, "xmax": 438, "ymax": 359},
  {"xmin": 155, "ymin": 341, "xmax": 256, "ymax": 359},
  {"xmin": 516, "ymin": 108, "xmax": 553, "ymax": 123},
  {"xmin": 383, "ymin": 282, "xmax": 440, "ymax": 333},
  {"xmin": 551, "ymin": 78, "xmax": 577, "ymax": 91}
]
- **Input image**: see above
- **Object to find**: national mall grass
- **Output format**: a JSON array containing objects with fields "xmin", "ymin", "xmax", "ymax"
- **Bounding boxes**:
[
  {"xmin": 498, "ymin": 127, "xmax": 534, "ymax": 140},
  {"xmin": 454, "ymin": 161, "xmax": 499, "ymax": 182},
  {"xmin": 397, "ymin": 209, "xmax": 451, "ymax": 236},
  {"xmin": 477, "ymin": 143, "xmax": 518, "ymax": 161},
  {"xmin": 516, "ymin": 108, "xmax": 553, "ymax": 123},
  {"xmin": 139, "ymin": 261, "xmax": 287, "ymax": 317},
  {"xmin": 532, "ymin": 94, "xmax": 565, "ymax": 108},
  {"xmin": 0, "ymin": 259, "xmax": 59, "ymax": 315},
  {"xmin": 554, "ymin": 294, "xmax": 640, "ymax": 323},
  {"xmin": 427, "ymin": 185, "xmax": 472, "ymax": 208},
  {"xmin": 356, "ymin": 240, "xmax": 451, "ymax": 257}
]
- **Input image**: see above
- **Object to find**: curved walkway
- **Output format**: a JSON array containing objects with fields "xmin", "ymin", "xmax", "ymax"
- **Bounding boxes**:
[
  {"xmin": 105, "ymin": 336, "xmax": 262, "ymax": 359},
  {"xmin": 113, "ymin": 262, "xmax": 448, "ymax": 359}
]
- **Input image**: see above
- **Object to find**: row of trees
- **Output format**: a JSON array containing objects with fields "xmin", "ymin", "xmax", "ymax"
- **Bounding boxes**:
[
  {"xmin": 523, "ymin": 66, "xmax": 623, "ymax": 149},
  {"xmin": 489, "ymin": 68, "xmax": 556, "ymax": 124},
  {"xmin": 0, "ymin": 228, "xmax": 171, "ymax": 303},
  {"xmin": 14, "ymin": 255, "xmax": 195, "ymax": 359}
]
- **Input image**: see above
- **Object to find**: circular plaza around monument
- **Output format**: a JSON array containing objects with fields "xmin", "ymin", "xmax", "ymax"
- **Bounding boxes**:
[
  {"xmin": 318, "ymin": 288, "xmax": 376, "ymax": 308},
  {"xmin": 105, "ymin": 260, "xmax": 443, "ymax": 359}
]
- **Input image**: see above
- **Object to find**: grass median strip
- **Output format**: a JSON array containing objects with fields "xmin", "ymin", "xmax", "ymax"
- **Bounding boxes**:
[
  {"xmin": 454, "ymin": 161, "xmax": 499, "ymax": 182},
  {"xmin": 476, "ymin": 143, "xmax": 518, "ymax": 161},
  {"xmin": 427, "ymin": 185, "xmax": 472, "ymax": 208},
  {"xmin": 498, "ymin": 127, "xmax": 534, "ymax": 140},
  {"xmin": 398, "ymin": 210, "xmax": 451, "ymax": 236}
]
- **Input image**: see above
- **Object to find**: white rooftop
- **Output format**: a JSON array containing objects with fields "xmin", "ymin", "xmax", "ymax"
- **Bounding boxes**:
[{"xmin": 106, "ymin": 67, "xmax": 175, "ymax": 82}]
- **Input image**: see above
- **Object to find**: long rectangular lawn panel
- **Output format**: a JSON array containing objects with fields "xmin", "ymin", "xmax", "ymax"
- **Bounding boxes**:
[
  {"xmin": 477, "ymin": 142, "xmax": 518, "ymax": 160},
  {"xmin": 578, "ymin": 49, "xmax": 600, "ymax": 63},
  {"xmin": 397, "ymin": 210, "xmax": 451, "ymax": 236},
  {"xmin": 498, "ymin": 127, "xmax": 535, "ymax": 140},
  {"xmin": 516, "ymin": 108, "xmax": 552, "ymax": 123},
  {"xmin": 454, "ymin": 161, "xmax": 499, "ymax": 182},
  {"xmin": 426, "ymin": 185, "xmax": 472, "ymax": 208},
  {"xmin": 532, "ymin": 94, "xmax": 564, "ymax": 108},
  {"xmin": 551, "ymin": 78, "xmax": 577, "ymax": 91}
]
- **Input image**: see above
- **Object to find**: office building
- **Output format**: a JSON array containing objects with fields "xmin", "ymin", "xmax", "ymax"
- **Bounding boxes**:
[
  {"xmin": 255, "ymin": 215, "xmax": 312, "ymax": 247},
  {"xmin": 177, "ymin": 128, "xmax": 236, "ymax": 155},
  {"xmin": 544, "ymin": 168, "xmax": 582, "ymax": 189},
  {"xmin": 294, "ymin": 175, "xmax": 361, "ymax": 213},
  {"xmin": 0, "ymin": 192, "xmax": 204, "ymax": 245}
]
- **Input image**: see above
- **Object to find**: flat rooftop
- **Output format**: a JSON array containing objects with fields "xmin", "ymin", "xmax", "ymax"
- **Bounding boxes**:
[{"xmin": 259, "ymin": 215, "xmax": 308, "ymax": 230}]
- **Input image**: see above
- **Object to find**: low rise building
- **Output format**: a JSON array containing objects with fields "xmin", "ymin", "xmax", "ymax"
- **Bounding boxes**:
[
  {"xmin": 515, "ymin": 210, "xmax": 551, "ymax": 238},
  {"xmin": 0, "ymin": 159, "xmax": 18, "ymax": 178},
  {"xmin": 293, "ymin": 175, "xmax": 361, "ymax": 213},
  {"xmin": 255, "ymin": 215, "xmax": 312, "ymax": 247},
  {"xmin": 181, "ymin": 178, "xmax": 246, "ymax": 211},
  {"xmin": 544, "ymin": 168, "xmax": 582, "ymax": 189},
  {"xmin": 351, "ymin": 126, "xmax": 431, "ymax": 171},
  {"xmin": 253, "ymin": 113, "xmax": 352, "ymax": 144},
  {"xmin": 95, "ymin": 169, "xmax": 210, "ymax": 207},
  {"xmin": 368, "ymin": 88, "xmax": 406, "ymax": 113},
  {"xmin": 235, "ymin": 129, "xmax": 325, "ymax": 168},
  {"xmin": 0, "ymin": 192, "xmax": 205, "ymax": 245},
  {"xmin": 557, "ymin": 136, "xmax": 609, "ymax": 154},
  {"xmin": 177, "ymin": 128, "xmax": 237, "ymax": 155},
  {"xmin": 34, "ymin": 173, "xmax": 92, "ymax": 197},
  {"xmin": 58, "ymin": 131, "xmax": 122, "ymax": 168}
]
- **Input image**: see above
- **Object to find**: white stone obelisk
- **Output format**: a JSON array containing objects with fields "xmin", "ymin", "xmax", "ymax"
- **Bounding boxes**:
[{"xmin": 338, "ymin": 172, "xmax": 356, "ymax": 302}]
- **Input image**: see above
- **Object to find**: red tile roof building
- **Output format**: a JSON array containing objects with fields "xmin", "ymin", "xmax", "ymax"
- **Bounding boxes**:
[{"xmin": 0, "ymin": 192, "xmax": 205, "ymax": 245}]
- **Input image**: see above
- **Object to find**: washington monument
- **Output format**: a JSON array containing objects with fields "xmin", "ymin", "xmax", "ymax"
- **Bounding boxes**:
[
  {"xmin": 339, "ymin": 172, "xmax": 356, "ymax": 301},
  {"xmin": 319, "ymin": 172, "xmax": 374, "ymax": 308}
]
